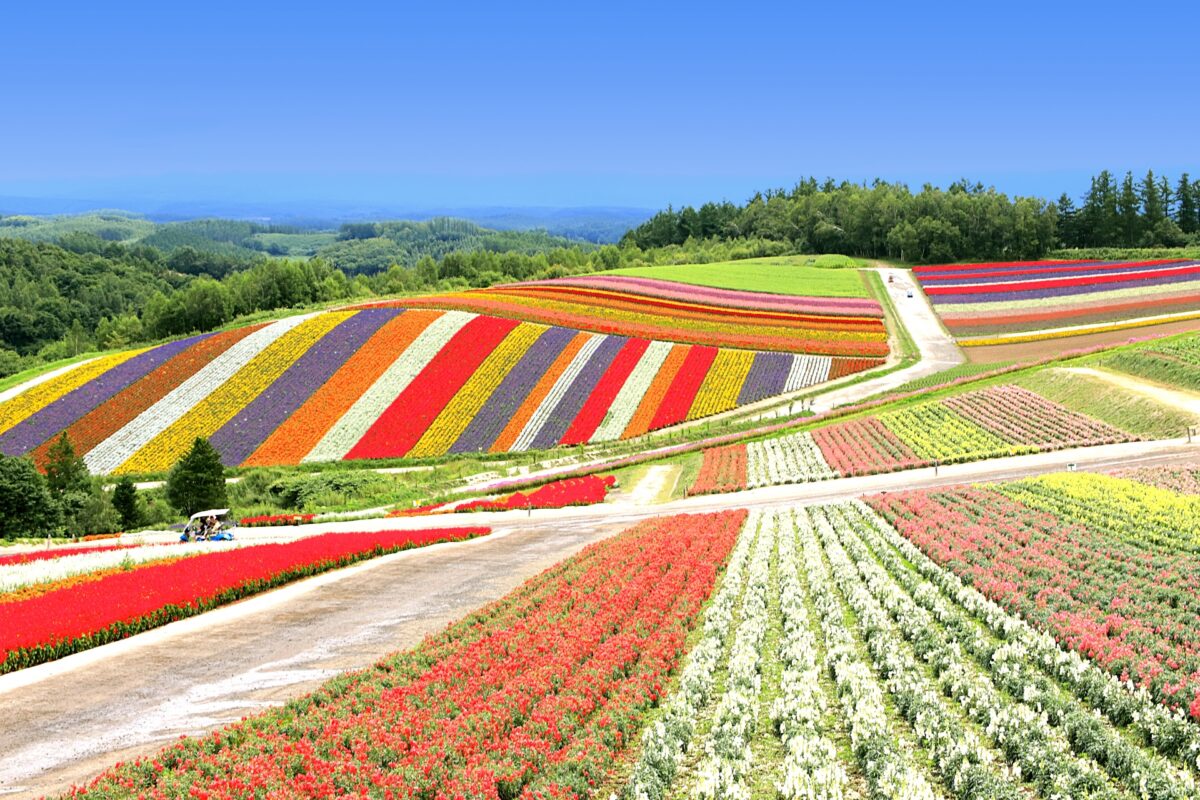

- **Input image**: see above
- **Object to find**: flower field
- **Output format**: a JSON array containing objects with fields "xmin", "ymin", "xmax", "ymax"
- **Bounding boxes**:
[
  {"xmin": 689, "ymin": 383, "xmax": 1133, "ymax": 493},
  {"xmin": 66, "ymin": 511, "xmax": 745, "ymax": 799},
  {"xmin": 395, "ymin": 474, "xmax": 617, "ymax": 515},
  {"xmin": 870, "ymin": 472, "xmax": 1200, "ymax": 725},
  {"xmin": 0, "ymin": 302, "xmax": 882, "ymax": 474},
  {"xmin": 915, "ymin": 258, "xmax": 1200, "ymax": 344},
  {"xmin": 0, "ymin": 527, "xmax": 486, "ymax": 673},
  {"xmin": 364, "ymin": 274, "xmax": 889, "ymax": 357}
]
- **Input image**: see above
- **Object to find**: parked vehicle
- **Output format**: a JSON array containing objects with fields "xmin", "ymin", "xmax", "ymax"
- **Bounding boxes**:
[{"xmin": 179, "ymin": 509, "xmax": 237, "ymax": 542}]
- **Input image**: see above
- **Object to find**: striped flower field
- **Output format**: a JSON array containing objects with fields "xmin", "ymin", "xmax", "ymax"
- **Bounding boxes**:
[
  {"xmin": 0, "ymin": 293, "xmax": 884, "ymax": 474},
  {"xmin": 915, "ymin": 258, "xmax": 1200, "ymax": 343}
]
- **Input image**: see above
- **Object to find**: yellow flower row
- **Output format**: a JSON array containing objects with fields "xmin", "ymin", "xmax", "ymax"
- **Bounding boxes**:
[
  {"xmin": 0, "ymin": 349, "xmax": 150, "ymax": 436},
  {"xmin": 406, "ymin": 322, "xmax": 549, "ymax": 458},
  {"xmin": 116, "ymin": 312, "xmax": 353, "ymax": 473},
  {"xmin": 959, "ymin": 310, "xmax": 1200, "ymax": 347},
  {"xmin": 687, "ymin": 349, "xmax": 755, "ymax": 421}
]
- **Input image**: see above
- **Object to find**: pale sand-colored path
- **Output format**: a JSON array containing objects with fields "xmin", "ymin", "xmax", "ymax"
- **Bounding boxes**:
[
  {"xmin": 1, "ymin": 436, "xmax": 1197, "ymax": 797},
  {"xmin": 1062, "ymin": 366, "xmax": 1200, "ymax": 418}
]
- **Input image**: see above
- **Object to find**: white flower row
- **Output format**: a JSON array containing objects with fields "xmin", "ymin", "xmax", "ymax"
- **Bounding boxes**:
[
  {"xmin": 0, "ymin": 541, "xmax": 243, "ymax": 593},
  {"xmin": 770, "ymin": 510, "xmax": 849, "ymax": 800},
  {"xmin": 784, "ymin": 355, "xmax": 832, "ymax": 393},
  {"xmin": 849, "ymin": 499, "xmax": 1200, "ymax": 781},
  {"xmin": 793, "ymin": 508, "xmax": 938, "ymax": 800},
  {"xmin": 747, "ymin": 431, "xmax": 835, "ymax": 488},
  {"xmin": 842, "ymin": 502, "xmax": 1198, "ymax": 798},
  {"xmin": 304, "ymin": 311, "xmax": 476, "ymax": 462},
  {"xmin": 624, "ymin": 510, "xmax": 760, "ymax": 800},
  {"xmin": 693, "ymin": 510, "xmax": 776, "ymax": 800},
  {"xmin": 591, "ymin": 340, "xmax": 673, "ymax": 443},
  {"xmin": 511, "ymin": 334, "xmax": 604, "ymax": 451},
  {"xmin": 810, "ymin": 507, "xmax": 1017, "ymax": 799},
  {"xmin": 86, "ymin": 315, "xmax": 314, "ymax": 473}
]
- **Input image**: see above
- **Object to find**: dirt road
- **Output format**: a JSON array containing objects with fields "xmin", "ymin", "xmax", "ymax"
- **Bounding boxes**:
[
  {"xmin": 1062, "ymin": 366, "xmax": 1200, "ymax": 418},
  {"xmin": 2, "ymin": 437, "xmax": 1197, "ymax": 798}
]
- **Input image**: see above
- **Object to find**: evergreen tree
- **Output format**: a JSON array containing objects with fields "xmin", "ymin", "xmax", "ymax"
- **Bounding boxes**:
[
  {"xmin": 166, "ymin": 437, "xmax": 227, "ymax": 517},
  {"xmin": 1056, "ymin": 193, "xmax": 1079, "ymax": 248},
  {"xmin": 1141, "ymin": 170, "xmax": 1164, "ymax": 231},
  {"xmin": 112, "ymin": 477, "xmax": 141, "ymax": 530},
  {"xmin": 1117, "ymin": 172, "xmax": 1143, "ymax": 246},
  {"xmin": 44, "ymin": 432, "xmax": 90, "ymax": 499},
  {"xmin": 0, "ymin": 454, "xmax": 58, "ymax": 539},
  {"xmin": 1178, "ymin": 174, "xmax": 1198, "ymax": 234}
]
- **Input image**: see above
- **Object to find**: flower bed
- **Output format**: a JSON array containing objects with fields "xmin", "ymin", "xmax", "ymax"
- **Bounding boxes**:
[
  {"xmin": 239, "ymin": 513, "xmax": 316, "ymax": 527},
  {"xmin": 0, "ymin": 527, "xmax": 487, "ymax": 673},
  {"xmin": 688, "ymin": 443, "xmax": 748, "ymax": 495},
  {"xmin": 0, "ymin": 543, "xmax": 137, "ymax": 567},
  {"xmin": 445, "ymin": 474, "xmax": 616, "ymax": 514},
  {"xmin": 69, "ymin": 510, "xmax": 745, "ymax": 799},
  {"xmin": 915, "ymin": 258, "xmax": 1200, "ymax": 343}
]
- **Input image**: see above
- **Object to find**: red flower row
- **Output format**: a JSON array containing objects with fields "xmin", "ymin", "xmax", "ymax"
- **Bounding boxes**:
[
  {"xmin": 0, "ymin": 543, "xmax": 138, "ymax": 567},
  {"xmin": 1, "ymin": 527, "xmax": 487, "ymax": 673},
  {"xmin": 239, "ymin": 513, "xmax": 317, "ymax": 527},
  {"xmin": 69, "ymin": 510, "xmax": 746, "ymax": 798}
]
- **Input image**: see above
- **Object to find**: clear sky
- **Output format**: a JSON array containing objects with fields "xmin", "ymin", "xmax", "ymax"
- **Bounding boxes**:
[{"xmin": 2, "ymin": 0, "xmax": 1197, "ymax": 211}]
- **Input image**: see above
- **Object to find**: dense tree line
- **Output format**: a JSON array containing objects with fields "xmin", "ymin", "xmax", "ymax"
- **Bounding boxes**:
[
  {"xmin": 622, "ymin": 173, "xmax": 1200, "ymax": 263},
  {"xmin": 1057, "ymin": 171, "xmax": 1198, "ymax": 248}
]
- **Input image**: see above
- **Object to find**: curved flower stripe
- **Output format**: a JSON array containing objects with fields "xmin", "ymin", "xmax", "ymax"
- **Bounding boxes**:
[
  {"xmin": 528, "ymin": 334, "xmax": 626, "ymax": 450},
  {"xmin": 592, "ymin": 340, "xmax": 673, "ymax": 442},
  {"xmin": 932, "ymin": 270, "xmax": 1200, "ymax": 305},
  {"xmin": 650, "ymin": 345, "xmax": 719, "ymax": 430},
  {"xmin": 489, "ymin": 331, "xmax": 591, "ymax": 453},
  {"xmin": 84, "ymin": 317, "xmax": 313, "ymax": 474},
  {"xmin": 450, "ymin": 326, "xmax": 577, "ymax": 454},
  {"xmin": 0, "ymin": 349, "xmax": 150, "ymax": 438},
  {"xmin": 920, "ymin": 260, "xmax": 1183, "ymax": 284},
  {"xmin": 944, "ymin": 291, "xmax": 1200, "ymax": 333},
  {"xmin": 960, "ymin": 312, "xmax": 1200, "ymax": 347},
  {"xmin": 687, "ymin": 348, "xmax": 754, "ymax": 421},
  {"xmin": 33, "ymin": 326, "xmax": 264, "ymax": 469},
  {"xmin": 560, "ymin": 337, "xmax": 650, "ymax": 446},
  {"xmin": 510, "ymin": 334, "xmax": 604, "ymax": 452},
  {"xmin": 380, "ymin": 293, "xmax": 887, "ymax": 357},
  {"xmin": 912, "ymin": 257, "xmax": 1163, "ymax": 275},
  {"xmin": 406, "ymin": 321, "xmax": 547, "ymax": 458},
  {"xmin": 245, "ymin": 310, "xmax": 433, "ymax": 467},
  {"xmin": 784, "ymin": 354, "xmax": 833, "ymax": 393},
  {"xmin": 623, "ymin": 343, "xmax": 689, "ymax": 439},
  {"xmin": 526, "ymin": 274, "xmax": 884, "ymax": 316},
  {"xmin": 116, "ymin": 312, "xmax": 352, "ymax": 474},
  {"xmin": 208, "ymin": 309, "xmax": 398, "ymax": 466},
  {"xmin": 302, "ymin": 311, "xmax": 472, "ymax": 463},
  {"xmin": 736, "ymin": 351, "xmax": 792, "ymax": 405},
  {"xmin": 0, "ymin": 334, "xmax": 208, "ymax": 457},
  {"xmin": 935, "ymin": 279, "xmax": 1200, "ymax": 316},
  {"xmin": 347, "ymin": 315, "xmax": 521, "ymax": 460},
  {"xmin": 924, "ymin": 262, "xmax": 1200, "ymax": 296}
]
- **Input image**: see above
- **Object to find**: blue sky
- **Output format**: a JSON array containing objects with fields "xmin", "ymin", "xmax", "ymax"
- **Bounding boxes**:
[{"xmin": 2, "ymin": 0, "xmax": 1197, "ymax": 211}]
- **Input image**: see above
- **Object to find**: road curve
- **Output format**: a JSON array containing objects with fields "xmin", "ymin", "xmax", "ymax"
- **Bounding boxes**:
[{"xmin": 1, "ymin": 437, "xmax": 1198, "ymax": 798}]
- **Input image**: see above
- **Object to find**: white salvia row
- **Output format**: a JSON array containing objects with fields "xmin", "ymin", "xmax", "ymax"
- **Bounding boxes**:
[
  {"xmin": 769, "ymin": 510, "xmax": 849, "ymax": 800},
  {"xmin": 304, "ymin": 311, "xmax": 476, "ymax": 462},
  {"xmin": 591, "ymin": 341, "xmax": 673, "ymax": 443},
  {"xmin": 849, "ymin": 499, "xmax": 1200, "ymax": 781},
  {"xmin": 820, "ymin": 504, "xmax": 1155, "ymax": 800},
  {"xmin": 793, "ymin": 508, "xmax": 938, "ymax": 800},
  {"xmin": 511, "ymin": 334, "xmax": 605, "ymax": 452},
  {"xmin": 623, "ymin": 510, "xmax": 760, "ymax": 800},
  {"xmin": 0, "ymin": 541, "xmax": 244, "ymax": 593},
  {"xmin": 840, "ymin": 502, "xmax": 1198, "ymax": 799},
  {"xmin": 811, "ymin": 507, "xmax": 1018, "ymax": 799},
  {"xmin": 693, "ymin": 510, "xmax": 776, "ymax": 800},
  {"xmin": 784, "ymin": 355, "xmax": 833, "ymax": 393},
  {"xmin": 86, "ymin": 315, "xmax": 316, "ymax": 473},
  {"xmin": 746, "ymin": 431, "xmax": 835, "ymax": 488}
]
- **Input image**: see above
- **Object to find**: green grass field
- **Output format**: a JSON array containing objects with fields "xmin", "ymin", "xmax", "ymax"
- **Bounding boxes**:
[
  {"xmin": 1016, "ymin": 368, "xmax": 1199, "ymax": 439},
  {"xmin": 602, "ymin": 255, "xmax": 871, "ymax": 298}
]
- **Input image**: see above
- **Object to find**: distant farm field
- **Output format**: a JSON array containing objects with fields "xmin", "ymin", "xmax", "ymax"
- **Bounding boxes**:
[{"xmin": 602, "ymin": 255, "xmax": 872, "ymax": 297}]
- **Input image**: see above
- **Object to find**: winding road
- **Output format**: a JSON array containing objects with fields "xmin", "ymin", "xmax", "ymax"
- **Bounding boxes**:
[{"xmin": 2, "ymin": 435, "xmax": 1197, "ymax": 799}]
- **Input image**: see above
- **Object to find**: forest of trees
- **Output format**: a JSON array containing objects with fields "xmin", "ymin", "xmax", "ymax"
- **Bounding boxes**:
[{"xmin": 622, "ymin": 172, "xmax": 1200, "ymax": 262}]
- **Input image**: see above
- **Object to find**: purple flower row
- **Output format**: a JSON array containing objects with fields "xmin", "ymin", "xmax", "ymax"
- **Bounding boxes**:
[
  {"xmin": 736, "ymin": 351, "xmax": 793, "ymax": 405},
  {"xmin": 209, "ymin": 309, "xmax": 401, "ymax": 466},
  {"xmin": 0, "ymin": 334, "xmax": 210, "ymax": 457},
  {"xmin": 530, "ymin": 334, "xmax": 627, "ymax": 450},
  {"xmin": 931, "ymin": 268, "xmax": 1200, "ymax": 305}
]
